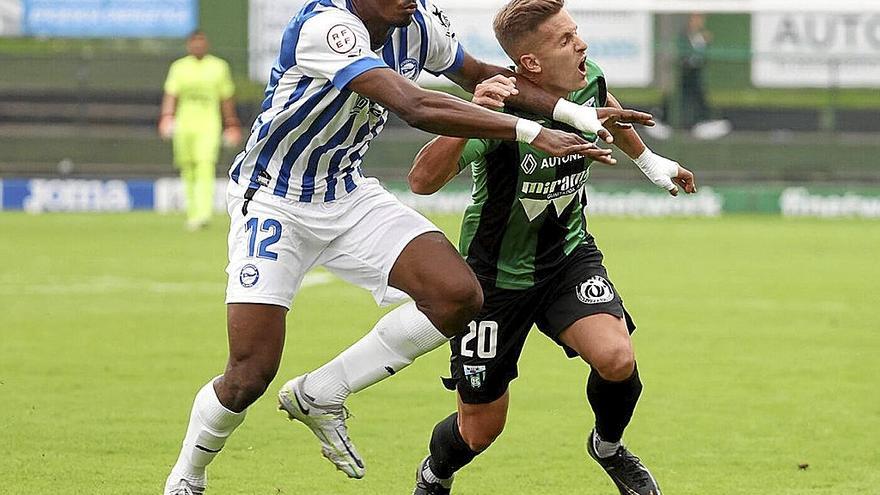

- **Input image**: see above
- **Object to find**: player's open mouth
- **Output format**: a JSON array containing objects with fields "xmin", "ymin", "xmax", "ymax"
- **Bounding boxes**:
[{"xmin": 578, "ymin": 56, "xmax": 587, "ymax": 76}]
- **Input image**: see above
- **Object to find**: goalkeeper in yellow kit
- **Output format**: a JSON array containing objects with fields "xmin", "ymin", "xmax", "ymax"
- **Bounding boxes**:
[{"xmin": 159, "ymin": 30, "xmax": 242, "ymax": 230}]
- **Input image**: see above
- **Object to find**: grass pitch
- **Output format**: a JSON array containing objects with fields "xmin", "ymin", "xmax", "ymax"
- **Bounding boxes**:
[{"xmin": 1, "ymin": 212, "xmax": 878, "ymax": 494}]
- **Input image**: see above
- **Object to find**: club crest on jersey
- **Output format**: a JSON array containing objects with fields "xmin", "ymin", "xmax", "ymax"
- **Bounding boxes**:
[
  {"xmin": 399, "ymin": 58, "xmax": 419, "ymax": 80},
  {"xmin": 576, "ymin": 276, "xmax": 614, "ymax": 304},
  {"xmin": 240, "ymin": 264, "xmax": 260, "ymax": 288},
  {"xmin": 327, "ymin": 24, "xmax": 357, "ymax": 54},
  {"xmin": 463, "ymin": 365, "xmax": 486, "ymax": 389},
  {"xmin": 520, "ymin": 154, "xmax": 538, "ymax": 174}
]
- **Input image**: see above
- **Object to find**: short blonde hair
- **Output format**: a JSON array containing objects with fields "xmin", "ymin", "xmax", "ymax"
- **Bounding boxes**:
[{"xmin": 493, "ymin": 0, "xmax": 565, "ymax": 60}]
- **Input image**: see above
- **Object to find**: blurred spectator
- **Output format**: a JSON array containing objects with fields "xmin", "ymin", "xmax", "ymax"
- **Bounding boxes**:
[
  {"xmin": 678, "ymin": 13, "xmax": 731, "ymax": 139},
  {"xmin": 647, "ymin": 13, "xmax": 731, "ymax": 140},
  {"xmin": 159, "ymin": 30, "xmax": 242, "ymax": 230}
]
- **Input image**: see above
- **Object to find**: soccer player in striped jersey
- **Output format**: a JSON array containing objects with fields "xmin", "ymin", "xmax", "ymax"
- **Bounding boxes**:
[
  {"xmin": 406, "ymin": 2, "xmax": 695, "ymax": 494},
  {"xmin": 163, "ymin": 1, "xmax": 655, "ymax": 492}
]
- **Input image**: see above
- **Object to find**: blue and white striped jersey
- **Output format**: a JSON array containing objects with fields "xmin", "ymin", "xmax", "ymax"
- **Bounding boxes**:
[{"xmin": 230, "ymin": 0, "xmax": 463, "ymax": 203}]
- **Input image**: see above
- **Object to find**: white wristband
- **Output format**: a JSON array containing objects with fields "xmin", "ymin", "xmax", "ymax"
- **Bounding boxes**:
[
  {"xmin": 553, "ymin": 99, "xmax": 602, "ymax": 135},
  {"xmin": 515, "ymin": 118, "xmax": 542, "ymax": 144},
  {"xmin": 633, "ymin": 148, "xmax": 679, "ymax": 191}
]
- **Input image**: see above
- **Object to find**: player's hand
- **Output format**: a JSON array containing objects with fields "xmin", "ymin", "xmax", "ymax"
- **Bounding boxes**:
[
  {"xmin": 557, "ymin": 103, "xmax": 653, "ymax": 144},
  {"xmin": 532, "ymin": 128, "xmax": 616, "ymax": 165},
  {"xmin": 223, "ymin": 126, "xmax": 243, "ymax": 148},
  {"xmin": 597, "ymin": 107, "xmax": 655, "ymax": 141},
  {"xmin": 472, "ymin": 75, "xmax": 518, "ymax": 110},
  {"xmin": 158, "ymin": 115, "xmax": 175, "ymax": 140},
  {"xmin": 670, "ymin": 165, "xmax": 697, "ymax": 196}
]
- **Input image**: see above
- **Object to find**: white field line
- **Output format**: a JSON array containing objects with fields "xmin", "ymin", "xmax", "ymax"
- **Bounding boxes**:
[{"xmin": 0, "ymin": 271, "xmax": 337, "ymax": 296}]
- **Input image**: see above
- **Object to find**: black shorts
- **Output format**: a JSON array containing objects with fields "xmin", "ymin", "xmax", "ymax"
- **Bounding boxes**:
[{"xmin": 443, "ymin": 244, "xmax": 636, "ymax": 404}]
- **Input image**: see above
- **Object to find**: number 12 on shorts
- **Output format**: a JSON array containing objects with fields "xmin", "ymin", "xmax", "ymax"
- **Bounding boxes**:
[
  {"xmin": 245, "ymin": 218, "xmax": 282, "ymax": 260},
  {"xmin": 460, "ymin": 321, "xmax": 498, "ymax": 358}
]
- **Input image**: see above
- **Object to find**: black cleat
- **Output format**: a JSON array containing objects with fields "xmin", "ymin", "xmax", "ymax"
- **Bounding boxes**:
[
  {"xmin": 413, "ymin": 456, "xmax": 453, "ymax": 495},
  {"xmin": 587, "ymin": 430, "xmax": 662, "ymax": 495}
]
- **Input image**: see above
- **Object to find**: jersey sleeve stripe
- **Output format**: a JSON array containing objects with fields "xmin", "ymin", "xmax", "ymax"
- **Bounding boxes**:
[
  {"xmin": 332, "ymin": 58, "xmax": 388, "ymax": 90},
  {"xmin": 250, "ymin": 81, "xmax": 334, "ymax": 189},
  {"xmin": 444, "ymin": 44, "xmax": 465, "ymax": 74},
  {"xmin": 424, "ymin": 43, "xmax": 464, "ymax": 77},
  {"xmin": 273, "ymin": 89, "xmax": 353, "ymax": 198}
]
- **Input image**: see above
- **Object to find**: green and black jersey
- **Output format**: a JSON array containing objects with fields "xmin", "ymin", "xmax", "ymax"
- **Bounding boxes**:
[{"xmin": 458, "ymin": 60, "xmax": 607, "ymax": 290}]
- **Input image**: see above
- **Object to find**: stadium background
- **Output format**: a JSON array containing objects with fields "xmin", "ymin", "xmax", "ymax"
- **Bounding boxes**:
[
  {"xmin": 1, "ymin": 0, "xmax": 880, "ymax": 214},
  {"xmin": 1, "ymin": 1, "xmax": 878, "ymax": 494}
]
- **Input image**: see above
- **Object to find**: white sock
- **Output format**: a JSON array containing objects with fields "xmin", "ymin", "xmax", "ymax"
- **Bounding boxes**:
[
  {"xmin": 170, "ymin": 378, "xmax": 247, "ymax": 481},
  {"xmin": 594, "ymin": 431, "xmax": 622, "ymax": 458},
  {"xmin": 303, "ymin": 301, "xmax": 448, "ymax": 405}
]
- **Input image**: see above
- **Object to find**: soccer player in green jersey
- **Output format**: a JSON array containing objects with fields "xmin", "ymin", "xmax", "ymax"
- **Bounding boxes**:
[
  {"xmin": 408, "ymin": 1, "xmax": 696, "ymax": 494},
  {"xmin": 159, "ymin": 30, "xmax": 242, "ymax": 230}
]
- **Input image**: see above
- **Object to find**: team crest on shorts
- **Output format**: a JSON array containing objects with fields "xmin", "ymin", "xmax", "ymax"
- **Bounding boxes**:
[
  {"xmin": 576, "ymin": 276, "xmax": 614, "ymax": 304},
  {"xmin": 239, "ymin": 264, "xmax": 260, "ymax": 288},
  {"xmin": 463, "ymin": 365, "xmax": 487, "ymax": 389}
]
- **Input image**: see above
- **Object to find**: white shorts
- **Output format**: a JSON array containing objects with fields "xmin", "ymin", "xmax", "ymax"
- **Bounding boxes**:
[{"xmin": 224, "ymin": 178, "xmax": 440, "ymax": 309}]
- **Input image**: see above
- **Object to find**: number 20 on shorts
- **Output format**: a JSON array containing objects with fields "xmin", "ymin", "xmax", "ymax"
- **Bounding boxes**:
[
  {"xmin": 245, "ymin": 218, "xmax": 282, "ymax": 260},
  {"xmin": 460, "ymin": 321, "xmax": 498, "ymax": 359}
]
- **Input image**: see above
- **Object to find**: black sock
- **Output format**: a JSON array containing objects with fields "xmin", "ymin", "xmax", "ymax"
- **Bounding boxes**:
[
  {"xmin": 427, "ymin": 412, "xmax": 479, "ymax": 479},
  {"xmin": 586, "ymin": 362, "xmax": 643, "ymax": 443}
]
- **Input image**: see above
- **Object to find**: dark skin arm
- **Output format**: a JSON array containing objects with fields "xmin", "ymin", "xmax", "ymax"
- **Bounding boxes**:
[
  {"xmin": 347, "ymin": 67, "xmax": 598, "ymax": 158},
  {"xmin": 604, "ymin": 92, "xmax": 647, "ymax": 159},
  {"xmin": 446, "ymin": 52, "xmax": 656, "ymax": 142},
  {"xmin": 408, "ymin": 75, "xmax": 615, "ymax": 195},
  {"xmin": 410, "ymin": 83, "xmax": 698, "ymax": 196}
]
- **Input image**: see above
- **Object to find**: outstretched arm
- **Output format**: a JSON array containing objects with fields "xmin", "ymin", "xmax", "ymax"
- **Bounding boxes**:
[
  {"xmin": 445, "ymin": 51, "xmax": 655, "ymax": 142},
  {"xmin": 408, "ymin": 75, "xmax": 615, "ymax": 195},
  {"xmin": 348, "ymin": 68, "xmax": 595, "ymax": 158},
  {"xmin": 606, "ymin": 91, "xmax": 697, "ymax": 196}
]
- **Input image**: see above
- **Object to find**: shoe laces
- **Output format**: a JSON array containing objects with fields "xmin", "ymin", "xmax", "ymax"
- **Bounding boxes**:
[
  {"xmin": 320, "ymin": 403, "xmax": 353, "ymax": 424},
  {"xmin": 169, "ymin": 480, "xmax": 204, "ymax": 495},
  {"xmin": 614, "ymin": 447, "xmax": 654, "ymax": 488},
  {"xmin": 416, "ymin": 480, "xmax": 451, "ymax": 495}
]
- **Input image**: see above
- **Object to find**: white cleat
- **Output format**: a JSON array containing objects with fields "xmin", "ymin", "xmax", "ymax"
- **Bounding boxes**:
[
  {"xmin": 163, "ymin": 474, "xmax": 205, "ymax": 495},
  {"xmin": 278, "ymin": 375, "xmax": 366, "ymax": 479}
]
